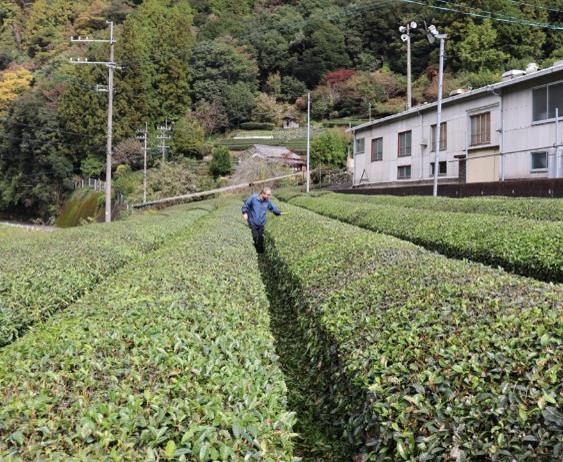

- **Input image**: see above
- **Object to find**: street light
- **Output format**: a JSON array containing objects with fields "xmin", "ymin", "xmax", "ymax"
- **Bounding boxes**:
[
  {"xmin": 399, "ymin": 21, "xmax": 417, "ymax": 110},
  {"xmin": 426, "ymin": 23, "xmax": 447, "ymax": 197}
]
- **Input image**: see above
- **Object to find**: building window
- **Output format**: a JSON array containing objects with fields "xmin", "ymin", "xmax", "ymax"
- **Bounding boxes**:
[
  {"xmin": 398, "ymin": 130, "xmax": 412, "ymax": 157},
  {"xmin": 430, "ymin": 122, "xmax": 447, "ymax": 151},
  {"xmin": 531, "ymin": 151, "xmax": 548, "ymax": 171},
  {"xmin": 398, "ymin": 165, "xmax": 411, "ymax": 179},
  {"xmin": 371, "ymin": 137, "xmax": 383, "ymax": 162},
  {"xmin": 533, "ymin": 81, "xmax": 563, "ymax": 121},
  {"xmin": 470, "ymin": 112, "xmax": 491, "ymax": 146},
  {"xmin": 354, "ymin": 138, "xmax": 365, "ymax": 155},
  {"xmin": 430, "ymin": 161, "xmax": 447, "ymax": 176}
]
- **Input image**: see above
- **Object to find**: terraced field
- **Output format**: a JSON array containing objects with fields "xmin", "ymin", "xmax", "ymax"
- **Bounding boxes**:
[{"xmin": 1, "ymin": 193, "xmax": 561, "ymax": 461}]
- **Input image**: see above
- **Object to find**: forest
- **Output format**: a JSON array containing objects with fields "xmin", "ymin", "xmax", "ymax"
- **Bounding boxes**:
[{"xmin": 0, "ymin": 0, "xmax": 562, "ymax": 217}]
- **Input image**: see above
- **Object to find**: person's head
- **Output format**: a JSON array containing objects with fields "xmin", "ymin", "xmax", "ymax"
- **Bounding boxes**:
[{"xmin": 259, "ymin": 187, "xmax": 272, "ymax": 201}]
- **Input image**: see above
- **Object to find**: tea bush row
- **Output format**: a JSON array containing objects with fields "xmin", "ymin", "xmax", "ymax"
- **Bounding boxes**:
[
  {"xmin": 280, "ymin": 193, "xmax": 563, "ymax": 282},
  {"xmin": 263, "ymin": 203, "xmax": 562, "ymax": 461},
  {"xmin": 0, "ymin": 205, "xmax": 296, "ymax": 461},
  {"xmin": 0, "ymin": 205, "xmax": 213, "ymax": 347},
  {"xmin": 318, "ymin": 192, "xmax": 563, "ymax": 222}
]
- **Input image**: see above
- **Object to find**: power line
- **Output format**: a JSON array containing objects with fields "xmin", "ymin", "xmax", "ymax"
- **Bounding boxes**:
[
  {"xmin": 398, "ymin": 0, "xmax": 563, "ymax": 30},
  {"xmin": 436, "ymin": 0, "xmax": 560, "ymax": 22},
  {"xmin": 505, "ymin": 0, "xmax": 563, "ymax": 15}
]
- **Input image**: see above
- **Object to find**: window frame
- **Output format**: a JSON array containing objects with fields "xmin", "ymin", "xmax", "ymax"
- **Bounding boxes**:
[
  {"xmin": 532, "ymin": 79, "xmax": 563, "ymax": 123},
  {"xmin": 397, "ymin": 165, "xmax": 411, "ymax": 179},
  {"xmin": 354, "ymin": 137, "xmax": 365, "ymax": 155},
  {"xmin": 371, "ymin": 137, "xmax": 383, "ymax": 162},
  {"xmin": 530, "ymin": 151, "xmax": 548, "ymax": 172},
  {"xmin": 430, "ymin": 122, "xmax": 447, "ymax": 152},
  {"xmin": 430, "ymin": 160, "xmax": 448, "ymax": 176},
  {"xmin": 470, "ymin": 112, "xmax": 491, "ymax": 146},
  {"xmin": 398, "ymin": 130, "xmax": 412, "ymax": 157}
]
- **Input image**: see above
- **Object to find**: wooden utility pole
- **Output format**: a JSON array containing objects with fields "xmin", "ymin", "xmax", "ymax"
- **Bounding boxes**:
[{"xmin": 71, "ymin": 21, "xmax": 118, "ymax": 223}]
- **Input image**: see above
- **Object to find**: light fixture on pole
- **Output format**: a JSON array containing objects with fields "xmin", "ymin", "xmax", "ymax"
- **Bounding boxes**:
[
  {"xmin": 426, "ymin": 23, "xmax": 447, "ymax": 197},
  {"xmin": 399, "ymin": 21, "xmax": 417, "ymax": 110}
]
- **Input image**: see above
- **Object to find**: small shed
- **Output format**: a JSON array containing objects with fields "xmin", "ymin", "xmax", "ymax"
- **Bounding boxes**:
[{"xmin": 282, "ymin": 116, "xmax": 299, "ymax": 130}]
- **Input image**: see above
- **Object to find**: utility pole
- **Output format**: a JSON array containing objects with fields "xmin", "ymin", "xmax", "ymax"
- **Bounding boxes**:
[
  {"xmin": 306, "ymin": 92, "xmax": 311, "ymax": 193},
  {"xmin": 157, "ymin": 119, "xmax": 172, "ymax": 162},
  {"xmin": 426, "ymin": 25, "xmax": 447, "ymax": 197},
  {"xmin": 137, "ymin": 122, "xmax": 148, "ymax": 203},
  {"xmin": 368, "ymin": 102, "xmax": 372, "ymax": 122},
  {"xmin": 71, "ymin": 21, "xmax": 117, "ymax": 223},
  {"xmin": 399, "ymin": 21, "xmax": 417, "ymax": 110},
  {"xmin": 556, "ymin": 108, "xmax": 560, "ymax": 179}
]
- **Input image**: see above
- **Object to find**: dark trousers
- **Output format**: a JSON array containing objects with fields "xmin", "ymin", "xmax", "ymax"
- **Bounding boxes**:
[{"xmin": 250, "ymin": 224, "xmax": 265, "ymax": 253}]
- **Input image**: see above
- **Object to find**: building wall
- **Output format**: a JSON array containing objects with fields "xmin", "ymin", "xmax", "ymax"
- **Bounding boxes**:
[
  {"xmin": 501, "ymin": 73, "xmax": 563, "ymax": 180},
  {"xmin": 353, "ymin": 93, "xmax": 501, "ymax": 185}
]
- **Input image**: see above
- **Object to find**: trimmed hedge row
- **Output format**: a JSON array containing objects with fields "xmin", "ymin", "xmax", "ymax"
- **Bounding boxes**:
[
  {"xmin": 263, "ymin": 203, "xmax": 562, "ymax": 461},
  {"xmin": 326, "ymin": 192, "xmax": 563, "ymax": 222},
  {"xmin": 279, "ymin": 192, "xmax": 563, "ymax": 282},
  {"xmin": 239, "ymin": 122, "xmax": 275, "ymax": 130},
  {"xmin": 0, "ymin": 205, "xmax": 296, "ymax": 460},
  {"xmin": 0, "ymin": 205, "xmax": 212, "ymax": 347}
]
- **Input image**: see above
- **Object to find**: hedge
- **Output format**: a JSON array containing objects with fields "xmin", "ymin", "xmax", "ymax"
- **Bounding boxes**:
[
  {"xmin": 0, "ymin": 204, "xmax": 212, "ymax": 347},
  {"xmin": 0, "ymin": 205, "xmax": 296, "ymax": 460},
  {"xmin": 262, "ymin": 203, "xmax": 562, "ymax": 461},
  {"xmin": 327, "ymin": 193, "xmax": 563, "ymax": 222},
  {"xmin": 279, "ymin": 192, "xmax": 563, "ymax": 283},
  {"xmin": 239, "ymin": 122, "xmax": 275, "ymax": 130}
]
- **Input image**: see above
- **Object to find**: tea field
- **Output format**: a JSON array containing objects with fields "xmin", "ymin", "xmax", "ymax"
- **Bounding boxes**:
[{"xmin": 0, "ymin": 193, "xmax": 561, "ymax": 461}]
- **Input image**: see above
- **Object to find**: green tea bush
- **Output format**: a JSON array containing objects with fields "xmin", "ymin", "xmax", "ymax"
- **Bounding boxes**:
[
  {"xmin": 0, "ymin": 205, "xmax": 296, "ymax": 460},
  {"xmin": 0, "ymin": 206, "xmax": 211, "ymax": 347},
  {"xmin": 328, "ymin": 193, "xmax": 563, "ymax": 222},
  {"xmin": 282, "ymin": 193, "xmax": 563, "ymax": 282},
  {"xmin": 263, "ymin": 204, "xmax": 562, "ymax": 461}
]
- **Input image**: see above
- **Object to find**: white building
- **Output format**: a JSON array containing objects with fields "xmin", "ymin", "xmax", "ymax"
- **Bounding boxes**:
[{"xmin": 351, "ymin": 62, "xmax": 563, "ymax": 186}]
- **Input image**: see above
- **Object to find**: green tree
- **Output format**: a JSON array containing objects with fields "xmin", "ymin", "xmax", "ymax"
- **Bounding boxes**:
[
  {"xmin": 310, "ymin": 128, "xmax": 349, "ymax": 168},
  {"xmin": 223, "ymin": 81, "xmax": 257, "ymax": 127},
  {"xmin": 0, "ymin": 89, "xmax": 73, "ymax": 217},
  {"xmin": 209, "ymin": 146, "xmax": 232, "ymax": 177},
  {"xmin": 289, "ymin": 16, "xmax": 351, "ymax": 87},
  {"xmin": 171, "ymin": 113, "xmax": 206, "ymax": 159},
  {"xmin": 455, "ymin": 20, "xmax": 508, "ymax": 72},
  {"xmin": 190, "ymin": 40, "xmax": 258, "ymax": 101}
]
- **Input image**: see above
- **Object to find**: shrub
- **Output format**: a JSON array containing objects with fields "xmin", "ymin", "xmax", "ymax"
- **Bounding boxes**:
[
  {"xmin": 282, "ymin": 193, "xmax": 563, "ymax": 282},
  {"xmin": 209, "ymin": 146, "xmax": 233, "ymax": 177},
  {"xmin": 262, "ymin": 203, "xmax": 562, "ymax": 460},
  {"xmin": 240, "ymin": 122, "xmax": 275, "ymax": 130},
  {"xmin": 0, "ymin": 205, "xmax": 296, "ymax": 460},
  {"xmin": 332, "ymin": 193, "xmax": 563, "ymax": 222},
  {"xmin": 0, "ymin": 205, "xmax": 211, "ymax": 346}
]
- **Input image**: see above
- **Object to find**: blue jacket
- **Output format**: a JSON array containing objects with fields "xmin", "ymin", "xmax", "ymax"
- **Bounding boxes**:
[{"xmin": 241, "ymin": 193, "xmax": 281, "ymax": 227}]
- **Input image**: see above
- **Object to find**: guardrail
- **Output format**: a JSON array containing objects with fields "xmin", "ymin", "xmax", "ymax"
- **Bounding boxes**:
[{"xmin": 131, "ymin": 173, "xmax": 303, "ymax": 209}]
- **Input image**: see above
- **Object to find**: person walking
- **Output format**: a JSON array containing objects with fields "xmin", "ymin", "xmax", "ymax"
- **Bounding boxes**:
[{"xmin": 241, "ymin": 187, "xmax": 282, "ymax": 253}]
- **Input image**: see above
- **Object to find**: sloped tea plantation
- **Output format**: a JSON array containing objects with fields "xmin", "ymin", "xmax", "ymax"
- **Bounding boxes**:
[
  {"xmin": 277, "ymin": 191, "xmax": 563, "ymax": 282},
  {"xmin": 0, "ymin": 204, "xmax": 213, "ymax": 347},
  {"xmin": 1, "ymin": 194, "xmax": 561, "ymax": 461},
  {"xmin": 0, "ymin": 204, "xmax": 296, "ymax": 460},
  {"xmin": 263, "ymin": 202, "xmax": 562, "ymax": 461}
]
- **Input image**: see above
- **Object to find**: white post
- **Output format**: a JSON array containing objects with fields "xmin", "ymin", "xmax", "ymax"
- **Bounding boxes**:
[
  {"xmin": 143, "ymin": 122, "xmax": 148, "ymax": 203},
  {"xmin": 406, "ymin": 24, "xmax": 412, "ymax": 110},
  {"xmin": 433, "ymin": 34, "xmax": 446, "ymax": 197},
  {"xmin": 556, "ymin": 108, "xmax": 560, "ymax": 179},
  {"xmin": 306, "ymin": 92, "xmax": 311, "ymax": 193}
]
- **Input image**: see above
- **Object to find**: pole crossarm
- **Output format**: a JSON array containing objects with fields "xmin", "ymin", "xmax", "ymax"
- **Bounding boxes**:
[{"xmin": 131, "ymin": 173, "xmax": 302, "ymax": 209}]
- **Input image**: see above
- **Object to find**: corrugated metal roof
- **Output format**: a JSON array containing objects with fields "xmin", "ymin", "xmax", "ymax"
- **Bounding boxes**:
[
  {"xmin": 249, "ymin": 144, "xmax": 303, "ymax": 160},
  {"xmin": 350, "ymin": 62, "xmax": 563, "ymax": 133}
]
